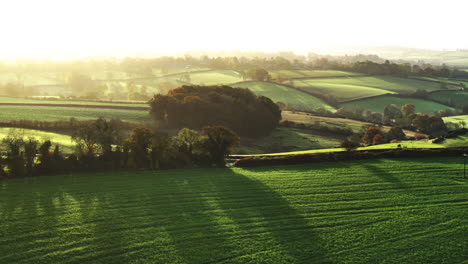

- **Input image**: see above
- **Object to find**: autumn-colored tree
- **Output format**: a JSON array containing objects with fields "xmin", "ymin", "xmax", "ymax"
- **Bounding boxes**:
[
  {"xmin": 362, "ymin": 127, "xmax": 386, "ymax": 145},
  {"xmin": 372, "ymin": 134, "xmax": 387, "ymax": 145}
]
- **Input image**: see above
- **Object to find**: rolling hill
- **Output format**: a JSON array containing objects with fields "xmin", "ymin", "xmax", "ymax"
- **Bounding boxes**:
[
  {"xmin": 339, "ymin": 95, "xmax": 455, "ymax": 114},
  {"xmin": 232, "ymin": 81, "xmax": 336, "ymax": 112}
]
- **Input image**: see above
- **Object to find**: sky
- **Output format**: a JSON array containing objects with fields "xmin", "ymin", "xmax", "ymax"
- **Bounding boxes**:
[{"xmin": 0, "ymin": 0, "xmax": 467, "ymax": 59}]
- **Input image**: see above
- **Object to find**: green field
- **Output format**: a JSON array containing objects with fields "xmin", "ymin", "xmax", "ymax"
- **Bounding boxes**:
[
  {"xmin": 0, "ymin": 96, "xmax": 148, "ymax": 107},
  {"xmin": 411, "ymin": 76, "xmax": 468, "ymax": 87},
  {"xmin": 0, "ymin": 128, "xmax": 74, "ymax": 152},
  {"xmin": 1, "ymin": 157, "xmax": 466, "ymax": 263},
  {"xmin": 240, "ymin": 127, "xmax": 342, "ymax": 154},
  {"xmin": 232, "ymin": 81, "xmax": 335, "ymax": 112},
  {"xmin": 170, "ymin": 70, "xmax": 244, "ymax": 85},
  {"xmin": 429, "ymin": 90, "xmax": 468, "ymax": 107},
  {"xmin": 0, "ymin": 72, "xmax": 62, "ymax": 86},
  {"xmin": 339, "ymin": 95, "xmax": 454, "ymax": 114},
  {"xmin": 294, "ymin": 76, "xmax": 450, "ymax": 101},
  {"xmin": 270, "ymin": 70, "xmax": 360, "ymax": 79},
  {"xmin": 443, "ymin": 115, "xmax": 468, "ymax": 126},
  {"xmin": 0, "ymin": 105, "xmax": 149, "ymax": 123}
]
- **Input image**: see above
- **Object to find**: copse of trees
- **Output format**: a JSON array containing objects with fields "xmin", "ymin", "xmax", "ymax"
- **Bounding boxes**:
[{"xmin": 149, "ymin": 85, "xmax": 282, "ymax": 137}]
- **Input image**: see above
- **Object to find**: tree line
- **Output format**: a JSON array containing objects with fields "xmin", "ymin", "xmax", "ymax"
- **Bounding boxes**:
[{"xmin": 0, "ymin": 118, "xmax": 241, "ymax": 179}]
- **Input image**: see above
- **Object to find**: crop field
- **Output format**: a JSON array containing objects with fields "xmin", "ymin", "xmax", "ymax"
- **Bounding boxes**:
[
  {"xmin": 240, "ymin": 127, "xmax": 342, "ymax": 154},
  {"xmin": 293, "ymin": 76, "xmax": 450, "ymax": 101},
  {"xmin": 0, "ymin": 157, "xmax": 466, "ymax": 263},
  {"xmin": 339, "ymin": 95, "xmax": 454, "ymax": 114},
  {"xmin": 270, "ymin": 70, "xmax": 360, "ymax": 79},
  {"xmin": 0, "ymin": 128, "xmax": 74, "ymax": 152},
  {"xmin": 429, "ymin": 90, "xmax": 468, "ymax": 107},
  {"xmin": 0, "ymin": 105, "xmax": 149, "ymax": 123},
  {"xmin": 232, "ymin": 81, "xmax": 336, "ymax": 112}
]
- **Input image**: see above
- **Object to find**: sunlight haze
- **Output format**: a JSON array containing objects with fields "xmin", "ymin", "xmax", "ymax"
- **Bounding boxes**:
[{"xmin": 1, "ymin": 0, "xmax": 467, "ymax": 59}]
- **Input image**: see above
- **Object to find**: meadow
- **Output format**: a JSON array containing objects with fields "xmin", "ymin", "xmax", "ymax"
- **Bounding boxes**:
[
  {"xmin": 0, "ymin": 128, "xmax": 74, "ymax": 152},
  {"xmin": 270, "ymin": 70, "xmax": 360, "ymax": 79},
  {"xmin": 0, "ymin": 105, "xmax": 149, "ymax": 123},
  {"xmin": 0, "ymin": 96, "xmax": 148, "ymax": 108},
  {"xmin": 294, "ymin": 76, "xmax": 449, "ymax": 101},
  {"xmin": 232, "ymin": 82, "xmax": 335, "ymax": 112},
  {"xmin": 428, "ymin": 90, "xmax": 468, "ymax": 107},
  {"xmin": 171, "ymin": 70, "xmax": 244, "ymax": 85},
  {"xmin": 443, "ymin": 115, "xmax": 468, "ymax": 126},
  {"xmin": 0, "ymin": 157, "xmax": 466, "ymax": 263},
  {"xmin": 339, "ymin": 95, "xmax": 455, "ymax": 114}
]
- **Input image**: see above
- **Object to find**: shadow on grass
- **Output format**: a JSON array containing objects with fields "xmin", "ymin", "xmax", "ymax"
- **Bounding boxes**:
[{"xmin": 0, "ymin": 168, "xmax": 331, "ymax": 264}]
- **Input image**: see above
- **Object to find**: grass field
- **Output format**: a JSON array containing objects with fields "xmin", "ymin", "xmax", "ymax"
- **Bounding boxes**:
[
  {"xmin": 0, "ymin": 105, "xmax": 149, "ymax": 123},
  {"xmin": 270, "ymin": 70, "xmax": 360, "ymax": 79},
  {"xmin": 411, "ymin": 76, "xmax": 468, "ymax": 87},
  {"xmin": 0, "ymin": 157, "xmax": 466, "ymax": 263},
  {"xmin": 0, "ymin": 128, "xmax": 74, "ymax": 152},
  {"xmin": 282, "ymin": 111, "xmax": 420, "ymax": 136},
  {"xmin": 443, "ymin": 115, "xmax": 468, "ymax": 126},
  {"xmin": 0, "ymin": 96, "xmax": 148, "ymax": 107},
  {"xmin": 339, "ymin": 95, "xmax": 454, "ymax": 114},
  {"xmin": 0, "ymin": 72, "xmax": 62, "ymax": 86},
  {"xmin": 240, "ymin": 127, "xmax": 342, "ymax": 154},
  {"xmin": 429, "ymin": 90, "xmax": 468, "ymax": 107},
  {"xmin": 232, "ymin": 82, "xmax": 336, "ymax": 112},
  {"xmin": 170, "ymin": 70, "xmax": 244, "ymax": 85},
  {"xmin": 294, "ymin": 76, "xmax": 450, "ymax": 101}
]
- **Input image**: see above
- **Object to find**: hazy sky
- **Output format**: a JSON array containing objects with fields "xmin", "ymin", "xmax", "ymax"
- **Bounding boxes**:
[{"xmin": 1, "ymin": 0, "xmax": 467, "ymax": 59}]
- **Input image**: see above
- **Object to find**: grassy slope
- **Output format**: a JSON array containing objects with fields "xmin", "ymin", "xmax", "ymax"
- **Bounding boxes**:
[
  {"xmin": 411, "ymin": 76, "xmax": 468, "ymax": 87},
  {"xmin": 240, "ymin": 127, "xmax": 342, "ymax": 154},
  {"xmin": 429, "ymin": 90, "xmax": 468, "ymax": 107},
  {"xmin": 0, "ymin": 128, "xmax": 74, "ymax": 152},
  {"xmin": 170, "ymin": 70, "xmax": 244, "ymax": 85},
  {"xmin": 444, "ymin": 115, "xmax": 468, "ymax": 125},
  {"xmin": 294, "ymin": 76, "xmax": 448, "ymax": 101},
  {"xmin": 232, "ymin": 81, "xmax": 335, "ymax": 112},
  {"xmin": 339, "ymin": 95, "xmax": 454, "ymax": 114},
  {"xmin": 0, "ymin": 105, "xmax": 149, "ymax": 123},
  {"xmin": 270, "ymin": 70, "xmax": 360, "ymax": 79},
  {"xmin": 0, "ymin": 158, "xmax": 466, "ymax": 263},
  {"xmin": 282, "ymin": 111, "xmax": 419, "ymax": 136}
]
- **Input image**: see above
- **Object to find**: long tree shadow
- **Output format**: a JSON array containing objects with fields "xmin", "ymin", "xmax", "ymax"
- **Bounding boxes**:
[{"xmin": 361, "ymin": 161, "xmax": 408, "ymax": 189}]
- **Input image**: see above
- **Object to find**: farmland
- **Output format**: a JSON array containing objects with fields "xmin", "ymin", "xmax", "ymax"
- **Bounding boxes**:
[
  {"xmin": 339, "ymin": 95, "xmax": 455, "ymax": 114},
  {"xmin": 293, "ymin": 76, "xmax": 450, "ymax": 101},
  {"xmin": 0, "ymin": 96, "xmax": 148, "ymax": 107},
  {"xmin": 0, "ymin": 128, "xmax": 74, "ymax": 152},
  {"xmin": 0, "ymin": 157, "xmax": 466, "ymax": 264},
  {"xmin": 270, "ymin": 70, "xmax": 360, "ymax": 79},
  {"xmin": 232, "ymin": 82, "xmax": 335, "ymax": 112},
  {"xmin": 428, "ymin": 90, "xmax": 468, "ymax": 107},
  {"xmin": 171, "ymin": 70, "xmax": 244, "ymax": 85},
  {"xmin": 443, "ymin": 115, "xmax": 468, "ymax": 126},
  {"xmin": 0, "ymin": 105, "xmax": 149, "ymax": 123}
]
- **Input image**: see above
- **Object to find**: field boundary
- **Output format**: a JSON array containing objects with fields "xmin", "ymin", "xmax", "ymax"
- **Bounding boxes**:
[{"xmin": 0, "ymin": 103, "xmax": 149, "ymax": 111}]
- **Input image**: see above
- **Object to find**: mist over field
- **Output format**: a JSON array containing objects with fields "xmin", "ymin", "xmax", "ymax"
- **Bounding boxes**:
[{"xmin": 0, "ymin": 1, "xmax": 467, "ymax": 263}]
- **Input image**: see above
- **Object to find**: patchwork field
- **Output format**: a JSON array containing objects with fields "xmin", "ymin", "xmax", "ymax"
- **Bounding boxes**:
[
  {"xmin": 0, "ymin": 96, "xmax": 148, "ymax": 108},
  {"xmin": 0, "ymin": 105, "xmax": 149, "ymax": 123},
  {"xmin": 294, "ymin": 76, "xmax": 450, "ymax": 101},
  {"xmin": 339, "ymin": 95, "xmax": 455, "ymax": 114},
  {"xmin": 0, "ymin": 157, "xmax": 466, "ymax": 263},
  {"xmin": 411, "ymin": 76, "xmax": 468, "ymax": 87},
  {"xmin": 270, "ymin": 70, "xmax": 360, "ymax": 79},
  {"xmin": 429, "ymin": 90, "xmax": 468, "ymax": 107},
  {"xmin": 232, "ymin": 81, "xmax": 336, "ymax": 112}
]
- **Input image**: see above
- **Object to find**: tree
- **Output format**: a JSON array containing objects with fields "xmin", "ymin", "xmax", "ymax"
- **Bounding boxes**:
[
  {"xmin": 401, "ymin": 104, "xmax": 416, "ymax": 118},
  {"xmin": 200, "ymin": 126, "xmax": 240, "ymax": 167},
  {"xmin": 341, "ymin": 139, "xmax": 358, "ymax": 152},
  {"xmin": 173, "ymin": 128, "xmax": 201, "ymax": 161},
  {"xmin": 384, "ymin": 104, "xmax": 403, "ymax": 120},
  {"xmin": 386, "ymin": 127, "xmax": 406, "ymax": 141},
  {"xmin": 93, "ymin": 118, "xmax": 122, "ymax": 154},
  {"xmin": 126, "ymin": 127, "xmax": 154, "ymax": 168},
  {"xmin": 247, "ymin": 68, "xmax": 270, "ymax": 81},
  {"xmin": 362, "ymin": 127, "xmax": 386, "ymax": 145},
  {"xmin": 372, "ymin": 134, "xmax": 387, "ymax": 145},
  {"xmin": 412, "ymin": 114, "xmax": 447, "ymax": 136},
  {"xmin": 23, "ymin": 138, "xmax": 39, "ymax": 176}
]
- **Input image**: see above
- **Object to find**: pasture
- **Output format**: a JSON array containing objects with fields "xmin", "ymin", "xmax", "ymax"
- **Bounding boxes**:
[
  {"xmin": 270, "ymin": 70, "xmax": 360, "ymax": 79},
  {"xmin": 0, "ymin": 157, "xmax": 466, "ymax": 263},
  {"xmin": 339, "ymin": 95, "xmax": 455, "ymax": 114},
  {"xmin": 0, "ymin": 96, "xmax": 148, "ymax": 107},
  {"xmin": 232, "ymin": 81, "xmax": 335, "ymax": 112},
  {"xmin": 429, "ymin": 90, "xmax": 468, "ymax": 107},
  {"xmin": 0, "ymin": 105, "xmax": 149, "ymax": 123},
  {"xmin": 171, "ymin": 70, "xmax": 244, "ymax": 85},
  {"xmin": 443, "ymin": 115, "xmax": 468, "ymax": 126},
  {"xmin": 294, "ymin": 76, "xmax": 449, "ymax": 101},
  {"xmin": 0, "ymin": 128, "xmax": 74, "ymax": 152}
]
